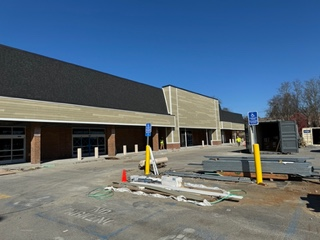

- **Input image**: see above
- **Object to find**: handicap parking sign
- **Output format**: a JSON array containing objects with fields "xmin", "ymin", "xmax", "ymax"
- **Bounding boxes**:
[
  {"xmin": 145, "ymin": 123, "xmax": 152, "ymax": 137},
  {"xmin": 248, "ymin": 111, "xmax": 258, "ymax": 125}
]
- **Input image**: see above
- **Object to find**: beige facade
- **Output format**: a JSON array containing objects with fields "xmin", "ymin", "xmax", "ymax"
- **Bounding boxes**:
[
  {"xmin": 220, "ymin": 121, "xmax": 245, "ymax": 144},
  {"xmin": 220, "ymin": 121, "xmax": 244, "ymax": 131},
  {"xmin": 0, "ymin": 44, "xmax": 245, "ymax": 164},
  {"xmin": 0, "ymin": 89, "xmax": 245, "ymax": 164},
  {"xmin": 162, "ymin": 86, "xmax": 223, "ymax": 147},
  {"xmin": 0, "ymin": 96, "xmax": 175, "ymax": 127}
]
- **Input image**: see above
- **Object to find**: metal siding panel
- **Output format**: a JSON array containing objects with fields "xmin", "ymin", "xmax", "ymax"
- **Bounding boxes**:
[{"xmin": 203, "ymin": 160, "xmax": 313, "ymax": 176}]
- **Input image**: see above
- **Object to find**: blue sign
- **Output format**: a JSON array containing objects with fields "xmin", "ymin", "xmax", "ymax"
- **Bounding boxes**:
[
  {"xmin": 145, "ymin": 123, "xmax": 152, "ymax": 137},
  {"xmin": 248, "ymin": 111, "xmax": 259, "ymax": 125}
]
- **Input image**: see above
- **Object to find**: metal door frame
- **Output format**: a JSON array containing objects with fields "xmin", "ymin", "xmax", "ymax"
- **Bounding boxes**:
[{"xmin": 0, "ymin": 126, "xmax": 26, "ymax": 164}]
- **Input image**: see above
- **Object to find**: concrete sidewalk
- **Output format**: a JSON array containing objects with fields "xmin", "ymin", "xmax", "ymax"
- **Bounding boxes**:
[
  {"xmin": 0, "ymin": 144, "xmax": 233, "ymax": 172},
  {"xmin": 1, "ymin": 143, "xmax": 319, "ymax": 174}
]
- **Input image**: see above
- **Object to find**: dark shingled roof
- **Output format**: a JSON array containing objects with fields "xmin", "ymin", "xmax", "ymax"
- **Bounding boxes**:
[
  {"xmin": 219, "ymin": 107, "xmax": 244, "ymax": 124},
  {"xmin": 0, "ymin": 44, "xmax": 169, "ymax": 115}
]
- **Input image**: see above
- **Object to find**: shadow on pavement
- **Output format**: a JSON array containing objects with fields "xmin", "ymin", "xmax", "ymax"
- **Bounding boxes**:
[
  {"xmin": 301, "ymin": 194, "xmax": 320, "ymax": 212},
  {"xmin": 310, "ymin": 149, "xmax": 320, "ymax": 153}
]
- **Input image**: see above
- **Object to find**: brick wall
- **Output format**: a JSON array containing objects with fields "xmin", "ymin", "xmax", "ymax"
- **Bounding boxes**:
[
  {"xmin": 166, "ymin": 143, "xmax": 181, "ymax": 150},
  {"xmin": 41, "ymin": 126, "xmax": 72, "ymax": 160},
  {"xmin": 115, "ymin": 126, "xmax": 145, "ymax": 153}
]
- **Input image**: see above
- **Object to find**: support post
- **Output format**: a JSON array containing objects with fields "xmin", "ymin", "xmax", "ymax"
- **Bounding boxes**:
[
  {"xmin": 253, "ymin": 143, "xmax": 263, "ymax": 185},
  {"xmin": 145, "ymin": 123, "xmax": 152, "ymax": 175},
  {"xmin": 152, "ymin": 127, "xmax": 159, "ymax": 151},
  {"xmin": 94, "ymin": 147, "xmax": 99, "ymax": 158},
  {"xmin": 135, "ymin": 144, "xmax": 138, "ymax": 153},
  {"xmin": 145, "ymin": 145, "xmax": 150, "ymax": 175},
  {"xmin": 77, "ymin": 148, "xmax": 82, "ymax": 160},
  {"xmin": 123, "ymin": 145, "xmax": 127, "ymax": 155},
  {"xmin": 107, "ymin": 126, "xmax": 116, "ymax": 157},
  {"xmin": 31, "ymin": 124, "xmax": 41, "ymax": 164}
]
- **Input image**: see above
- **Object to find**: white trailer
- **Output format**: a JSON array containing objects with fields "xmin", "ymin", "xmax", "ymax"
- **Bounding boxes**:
[{"xmin": 302, "ymin": 127, "xmax": 320, "ymax": 146}]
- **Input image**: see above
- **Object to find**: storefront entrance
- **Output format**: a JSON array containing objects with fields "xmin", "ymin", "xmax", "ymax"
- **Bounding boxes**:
[
  {"xmin": 72, "ymin": 128, "xmax": 105, "ymax": 157},
  {"xmin": 180, "ymin": 130, "xmax": 193, "ymax": 147},
  {"xmin": 0, "ymin": 127, "xmax": 25, "ymax": 164}
]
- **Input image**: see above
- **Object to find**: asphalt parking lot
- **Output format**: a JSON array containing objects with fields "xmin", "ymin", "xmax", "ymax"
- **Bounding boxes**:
[{"xmin": 0, "ymin": 144, "xmax": 320, "ymax": 240}]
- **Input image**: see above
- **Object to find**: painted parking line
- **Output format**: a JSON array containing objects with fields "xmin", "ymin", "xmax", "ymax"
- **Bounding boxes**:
[{"xmin": 0, "ymin": 193, "xmax": 11, "ymax": 199}]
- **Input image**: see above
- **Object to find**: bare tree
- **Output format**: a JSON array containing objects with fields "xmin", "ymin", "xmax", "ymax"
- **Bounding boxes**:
[
  {"xmin": 266, "ymin": 77, "xmax": 320, "ymax": 127},
  {"xmin": 302, "ymin": 78, "xmax": 320, "ymax": 126},
  {"xmin": 266, "ymin": 81, "xmax": 299, "ymax": 120},
  {"xmin": 292, "ymin": 80, "xmax": 303, "ymax": 112},
  {"xmin": 266, "ymin": 94, "xmax": 283, "ymax": 120}
]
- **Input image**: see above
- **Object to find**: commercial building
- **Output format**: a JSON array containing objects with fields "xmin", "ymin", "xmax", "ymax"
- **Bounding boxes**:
[{"xmin": 0, "ymin": 44, "xmax": 244, "ymax": 164}]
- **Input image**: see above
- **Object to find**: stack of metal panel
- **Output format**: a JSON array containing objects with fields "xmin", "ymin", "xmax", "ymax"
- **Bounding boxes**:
[{"xmin": 202, "ymin": 156, "xmax": 314, "ymax": 177}]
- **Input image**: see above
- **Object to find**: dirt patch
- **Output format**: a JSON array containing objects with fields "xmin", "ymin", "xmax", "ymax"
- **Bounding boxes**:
[
  {"xmin": 0, "ymin": 169, "xmax": 18, "ymax": 176},
  {"xmin": 235, "ymin": 180, "xmax": 320, "ymax": 208}
]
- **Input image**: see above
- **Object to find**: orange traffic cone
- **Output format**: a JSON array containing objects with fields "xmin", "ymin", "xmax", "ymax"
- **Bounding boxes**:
[{"xmin": 121, "ymin": 169, "xmax": 127, "ymax": 182}]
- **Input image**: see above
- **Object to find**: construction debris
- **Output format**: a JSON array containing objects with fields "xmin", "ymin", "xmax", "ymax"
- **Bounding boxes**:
[
  {"xmin": 129, "ymin": 175, "xmax": 161, "ymax": 184},
  {"xmin": 163, "ymin": 171, "xmax": 253, "ymax": 183},
  {"xmin": 108, "ymin": 183, "xmax": 214, "ymax": 206},
  {"xmin": 138, "ymin": 157, "xmax": 168, "ymax": 169},
  {"xmin": 108, "ymin": 174, "xmax": 245, "ymax": 206},
  {"xmin": 161, "ymin": 175, "xmax": 183, "ymax": 187}
]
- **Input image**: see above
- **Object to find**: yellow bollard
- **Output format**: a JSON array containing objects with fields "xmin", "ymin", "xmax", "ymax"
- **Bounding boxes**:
[
  {"xmin": 253, "ymin": 143, "xmax": 263, "ymax": 185},
  {"xmin": 145, "ymin": 145, "xmax": 150, "ymax": 175}
]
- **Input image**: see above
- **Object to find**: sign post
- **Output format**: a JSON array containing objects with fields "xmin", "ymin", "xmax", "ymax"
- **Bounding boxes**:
[
  {"xmin": 145, "ymin": 123, "xmax": 152, "ymax": 175},
  {"xmin": 247, "ymin": 112, "xmax": 263, "ymax": 185}
]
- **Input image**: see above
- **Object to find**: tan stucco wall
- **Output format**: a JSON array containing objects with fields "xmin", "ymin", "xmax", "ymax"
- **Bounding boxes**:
[
  {"xmin": 163, "ymin": 86, "xmax": 221, "ymax": 143},
  {"xmin": 220, "ymin": 121, "xmax": 245, "ymax": 130},
  {"xmin": 0, "ymin": 97, "xmax": 175, "ymax": 127},
  {"xmin": 163, "ymin": 86, "xmax": 219, "ymax": 128}
]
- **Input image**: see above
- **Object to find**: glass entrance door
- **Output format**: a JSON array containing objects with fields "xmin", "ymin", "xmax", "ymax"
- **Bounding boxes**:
[
  {"xmin": 0, "ymin": 127, "xmax": 25, "ymax": 164},
  {"xmin": 180, "ymin": 130, "xmax": 193, "ymax": 147},
  {"xmin": 72, "ymin": 128, "xmax": 105, "ymax": 157}
]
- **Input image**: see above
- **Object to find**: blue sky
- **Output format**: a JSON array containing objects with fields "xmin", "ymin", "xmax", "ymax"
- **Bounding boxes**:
[{"xmin": 1, "ymin": 0, "xmax": 320, "ymax": 117}]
